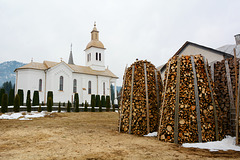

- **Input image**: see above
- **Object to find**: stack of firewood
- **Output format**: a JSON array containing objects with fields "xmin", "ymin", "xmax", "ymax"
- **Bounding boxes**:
[
  {"xmin": 213, "ymin": 57, "xmax": 240, "ymax": 136},
  {"xmin": 119, "ymin": 60, "xmax": 163, "ymax": 136},
  {"xmin": 158, "ymin": 55, "xmax": 223, "ymax": 144}
]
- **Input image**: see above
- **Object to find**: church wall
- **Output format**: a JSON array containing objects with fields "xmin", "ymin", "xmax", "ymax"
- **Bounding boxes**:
[{"xmin": 16, "ymin": 69, "xmax": 45, "ymax": 104}]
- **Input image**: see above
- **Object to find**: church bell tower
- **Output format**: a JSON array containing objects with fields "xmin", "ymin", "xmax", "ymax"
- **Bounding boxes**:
[{"xmin": 84, "ymin": 23, "xmax": 106, "ymax": 71}]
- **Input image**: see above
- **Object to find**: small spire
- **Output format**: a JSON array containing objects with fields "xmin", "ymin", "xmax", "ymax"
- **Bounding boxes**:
[
  {"xmin": 31, "ymin": 58, "xmax": 33, "ymax": 62},
  {"xmin": 60, "ymin": 57, "xmax": 63, "ymax": 62},
  {"xmin": 68, "ymin": 43, "xmax": 74, "ymax": 65},
  {"xmin": 94, "ymin": 21, "xmax": 96, "ymax": 27}
]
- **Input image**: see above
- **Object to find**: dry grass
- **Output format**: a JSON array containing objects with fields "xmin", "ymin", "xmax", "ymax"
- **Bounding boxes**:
[{"xmin": 0, "ymin": 112, "xmax": 240, "ymax": 160}]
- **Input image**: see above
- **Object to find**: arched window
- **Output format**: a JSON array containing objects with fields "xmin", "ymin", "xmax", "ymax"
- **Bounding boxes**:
[
  {"xmin": 73, "ymin": 79, "xmax": 77, "ymax": 93},
  {"xmin": 89, "ymin": 53, "xmax": 91, "ymax": 61},
  {"xmin": 99, "ymin": 53, "xmax": 101, "ymax": 61},
  {"xmin": 96, "ymin": 52, "xmax": 98, "ymax": 60},
  {"xmin": 88, "ymin": 81, "xmax": 91, "ymax": 94},
  {"xmin": 103, "ymin": 82, "xmax": 105, "ymax": 95},
  {"xmin": 39, "ymin": 79, "xmax": 42, "ymax": 91},
  {"xmin": 59, "ymin": 76, "xmax": 63, "ymax": 91}
]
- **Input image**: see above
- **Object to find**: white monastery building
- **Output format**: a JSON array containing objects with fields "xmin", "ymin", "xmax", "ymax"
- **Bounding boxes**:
[{"xmin": 15, "ymin": 24, "xmax": 118, "ymax": 104}]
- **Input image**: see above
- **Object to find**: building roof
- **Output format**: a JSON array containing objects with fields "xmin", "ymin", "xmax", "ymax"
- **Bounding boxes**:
[
  {"xmin": 15, "ymin": 61, "xmax": 118, "ymax": 78},
  {"xmin": 159, "ymin": 41, "xmax": 233, "ymax": 72},
  {"xmin": 85, "ymin": 23, "xmax": 105, "ymax": 50}
]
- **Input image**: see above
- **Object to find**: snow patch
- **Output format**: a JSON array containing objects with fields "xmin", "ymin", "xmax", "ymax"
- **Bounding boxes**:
[
  {"xmin": 144, "ymin": 132, "xmax": 158, "ymax": 137},
  {"xmin": 0, "ymin": 111, "xmax": 52, "ymax": 120},
  {"xmin": 182, "ymin": 136, "xmax": 240, "ymax": 152}
]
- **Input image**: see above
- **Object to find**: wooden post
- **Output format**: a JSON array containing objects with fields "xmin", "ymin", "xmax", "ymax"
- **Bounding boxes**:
[
  {"xmin": 210, "ymin": 63, "xmax": 215, "ymax": 82},
  {"xmin": 237, "ymin": 60, "xmax": 240, "ymax": 145},
  {"xmin": 129, "ymin": 65, "xmax": 135, "ymax": 134},
  {"xmin": 191, "ymin": 56, "xmax": 202, "ymax": 143},
  {"xmin": 158, "ymin": 60, "xmax": 171, "ymax": 140},
  {"xmin": 119, "ymin": 64, "xmax": 128, "ymax": 133},
  {"xmin": 144, "ymin": 63, "xmax": 150, "ymax": 134},
  {"xmin": 234, "ymin": 48, "xmax": 239, "ymax": 144},
  {"xmin": 174, "ymin": 57, "xmax": 181, "ymax": 144},
  {"xmin": 225, "ymin": 60, "xmax": 236, "ymax": 135},
  {"xmin": 203, "ymin": 57, "xmax": 219, "ymax": 141},
  {"xmin": 155, "ymin": 69, "xmax": 160, "ymax": 122}
]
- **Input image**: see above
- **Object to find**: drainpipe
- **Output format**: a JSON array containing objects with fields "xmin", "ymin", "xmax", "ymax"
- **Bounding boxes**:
[
  {"xmin": 44, "ymin": 70, "xmax": 47, "ymax": 104},
  {"xmin": 97, "ymin": 75, "xmax": 98, "ymax": 95},
  {"xmin": 15, "ymin": 70, "xmax": 18, "ymax": 95}
]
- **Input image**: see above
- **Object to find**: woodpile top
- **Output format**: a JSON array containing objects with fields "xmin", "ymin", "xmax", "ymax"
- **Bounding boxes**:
[
  {"xmin": 119, "ymin": 60, "xmax": 163, "ymax": 136},
  {"xmin": 158, "ymin": 55, "xmax": 223, "ymax": 144}
]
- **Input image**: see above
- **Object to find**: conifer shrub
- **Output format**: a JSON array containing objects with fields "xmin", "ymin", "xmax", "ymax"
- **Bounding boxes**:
[
  {"xmin": 91, "ymin": 94, "xmax": 96, "ymax": 112},
  {"xmin": 99, "ymin": 99, "xmax": 102, "ymax": 112},
  {"xmin": 13, "ymin": 94, "xmax": 20, "ymax": 112},
  {"xmin": 47, "ymin": 91, "xmax": 53, "ymax": 103},
  {"xmin": 67, "ymin": 101, "xmax": 71, "ymax": 112},
  {"xmin": 8, "ymin": 89, "xmax": 14, "ymax": 106},
  {"xmin": 63, "ymin": 102, "xmax": 65, "ymax": 107},
  {"xmin": 47, "ymin": 97, "xmax": 53, "ymax": 112},
  {"xmin": 38, "ymin": 104, "xmax": 42, "ymax": 112},
  {"xmin": 0, "ymin": 88, "xmax": 5, "ymax": 105},
  {"xmin": 58, "ymin": 102, "xmax": 61, "ymax": 113},
  {"xmin": 1, "ymin": 93, "xmax": 8, "ymax": 113},
  {"xmin": 17, "ymin": 89, "xmax": 24, "ymax": 106},
  {"xmin": 32, "ymin": 91, "xmax": 39, "ymax": 106},
  {"xmin": 112, "ymin": 104, "xmax": 115, "ymax": 112},
  {"xmin": 96, "ymin": 95, "xmax": 100, "ymax": 107},
  {"xmin": 74, "ymin": 93, "xmax": 79, "ymax": 112},
  {"xmin": 26, "ymin": 90, "xmax": 31, "ymax": 112},
  {"xmin": 41, "ymin": 101, "xmax": 44, "ymax": 106},
  {"xmin": 84, "ymin": 100, "xmax": 88, "ymax": 112},
  {"xmin": 101, "ymin": 95, "xmax": 106, "ymax": 107},
  {"xmin": 106, "ymin": 95, "xmax": 110, "ymax": 112}
]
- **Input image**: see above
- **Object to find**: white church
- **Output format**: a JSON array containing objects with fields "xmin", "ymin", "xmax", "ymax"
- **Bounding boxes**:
[{"xmin": 14, "ymin": 23, "xmax": 118, "ymax": 104}]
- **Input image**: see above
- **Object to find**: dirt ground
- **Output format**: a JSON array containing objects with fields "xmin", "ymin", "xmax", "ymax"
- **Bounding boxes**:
[{"xmin": 0, "ymin": 112, "xmax": 240, "ymax": 160}]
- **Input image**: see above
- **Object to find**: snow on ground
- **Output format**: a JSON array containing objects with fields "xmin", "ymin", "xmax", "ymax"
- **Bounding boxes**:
[
  {"xmin": 0, "ymin": 111, "xmax": 53, "ymax": 120},
  {"xmin": 182, "ymin": 136, "xmax": 240, "ymax": 152},
  {"xmin": 144, "ymin": 132, "xmax": 158, "ymax": 137}
]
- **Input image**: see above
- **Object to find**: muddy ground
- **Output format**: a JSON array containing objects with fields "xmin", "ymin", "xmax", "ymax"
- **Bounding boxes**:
[{"xmin": 0, "ymin": 112, "xmax": 240, "ymax": 160}]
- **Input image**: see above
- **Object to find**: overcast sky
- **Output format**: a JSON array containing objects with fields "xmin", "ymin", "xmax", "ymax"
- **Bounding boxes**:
[{"xmin": 1, "ymin": 0, "xmax": 240, "ymax": 85}]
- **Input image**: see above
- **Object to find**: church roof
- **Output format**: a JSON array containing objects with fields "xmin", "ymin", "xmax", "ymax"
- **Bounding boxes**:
[
  {"xmin": 15, "ymin": 61, "xmax": 118, "ymax": 78},
  {"xmin": 85, "ymin": 23, "xmax": 105, "ymax": 50}
]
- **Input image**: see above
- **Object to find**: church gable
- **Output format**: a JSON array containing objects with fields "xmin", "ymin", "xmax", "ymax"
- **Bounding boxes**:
[{"xmin": 47, "ymin": 61, "xmax": 73, "ymax": 76}]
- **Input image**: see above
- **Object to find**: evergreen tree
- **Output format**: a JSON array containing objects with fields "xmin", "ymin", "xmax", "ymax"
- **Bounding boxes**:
[
  {"xmin": 32, "ymin": 91, "xmax": 39, "ymax": 106},
  {"xmin": 13, "ymin": 94, "xmax": 20, "ymax": 112},
  {"xmin": 26, "ymin": 90, "xmax": 31, "ymax": 112},
  {"xmin": 1, "ymin": 93, "xmax": 8, "ymax": 113},
  {"xmin": 106, "ymin": 95, "xmax": 110, "ymax": 112},
  {"xmin": 17, "ymin": 89, "xmax": 24, "ymax": 106},
  {"xmin": 74, "ymin": 93, "xmax": 79, "ymax": 112},
  {"xmin": 47, "ymin": 91, "xmax": 53, "ymax": 103},
  {"xmin": 38, "ymin": 104, "xmax": 42, "ymax": 112},
  {"xmin": 0, "ymin": 88, "xmax": 5, "ymax": 105},
  {"xmin": 8, "ymin": 89, "xmax": 14, "ymax": 106},
  {"xmin": 58, "ymin": 102, "xmax": 61, "ymax": 113},
  {"xmin": 112, "ymin": 104, "xmax": 115, "ymax": 112},
  {"xmin": 67, "ymin": 101, "xmax": 71, "ymax": 112},
  {"xmin": 96, "ymin": 95, "xmax": 100, "ymax": 107},
  {"xmin": 1, "ymin": 81, "xmax": 13, "ymax": 95},
  {"xmin": 91, "ymin": 94, "xmax": 96, "ymax": 112},
  {"xmin": 84, "ymin": 100, "xmax": 88, "ymax": 112},
  {"xmin": 63, "ymin": 102, "xmax": 65, "ymax": 107},
  {"xmin": 99, "ymin": 98, "xmax": 102, "ymax": 112},
  {"xmin": 47, "ymin": 97, "xmax": 53, "ymax": 112},
  {"xmin": 41, "ymin": 101, "xmax": 44, "ymax": 106},
  {"xmin": 101, "ymin": 95, "xmax": 106, "ymax": 107}
]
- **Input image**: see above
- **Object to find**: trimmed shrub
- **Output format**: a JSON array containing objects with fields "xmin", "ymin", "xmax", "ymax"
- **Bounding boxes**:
[
  {"xmin": 38, "ymin": 104, "xmax": 42, "ymax": 112},
  {"xmin": 47, "ymin": 97, "xmax": 53, "ymax": 112},
  {"xmin": 58, "ymin": 102, "xmax": 61, "ymax": 113},
  {"xmin": 91, "ymin": 94, "xmax": 96, "ymax": 112},
  {"xmin": 106, "ymin": 95, "xmax": 110, "ymax": 112},
  {"xmin": 13, "ymin": 94, "xmax": 20, "ymax": 112},
  {"xmin": 99, "ymin": 98, "xmax": 102, "ymax": 112},
  {"xmin": 1, "ymin": 93, "xmax": 8, "ymax": 113},
  {"xmin": 74, "ymin": 93, "xmax": 79, "ymax": 112},
  {"xmin": 96, "ymin": 95, "xmax": 100, "ymax": 107},
  {"xmin": 84, "ymin": 100, "xmax": 88, "ymax": 112},
  {"xmin": 41, "ymin": 101, "xmax": 44, "ymax": 106},
  {"xmin": 47, "ymin": 91, "xmax": 53, "ymax": 103},
  {"xmin": 63, "ymin": 102, "xmax": 65, "ymax": 107},
  {"xmin": 101, "ymin": 95, "xmax": 106, "ymax": 107},
  {"xmin": 8, "ymin": 89, "xmax": 14, "ymax": 106},
  {"xmin": 17, "ymin": 89, "xmax": 24, "ymax": 106},
  {"xmin": 113, "ymin": 104, "xmax": 115, "ymax": 112},
  {"xmin": 67, "ymin": 101, "xmax": 71, "ymax": 112},
  {"xmin": 26, "ymin": 90, "xmax": 31, "ymax": 112},
  {"xmin": 32, "ymin": 91, "xmax": 39, "ymax": 106},
  {"xmin": 0, "ymin": 88, "xmax": 5, "ymax": 105}
]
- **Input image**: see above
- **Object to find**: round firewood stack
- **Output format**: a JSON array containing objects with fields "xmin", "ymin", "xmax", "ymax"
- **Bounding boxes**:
[
  {"xmin": 213, "ymin": 58, "xmax": 240, "ymax": 136},
  {"xmin": 119, "ymin": 60, "xmax": 163, "ymax": 136},
  {"xmin": 158, "ymin": 55, "xmax": 223, "ymax": 144}
]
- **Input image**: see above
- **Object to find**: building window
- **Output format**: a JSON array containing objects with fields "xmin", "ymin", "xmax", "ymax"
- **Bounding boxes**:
[
  {"xmin": 99, "ymin": 53, "xmax": 101, "ymax": 61},
  {"xmin": 88, "ymin": 81, "xmax": 91, "ymax": 94},
  {"xmin": 73, "ymin": 79, "xmax": 77, "ymax": 93},
  {"xmin": 39, "ymin": 79, "xmax": 42, "ymax": 91},
  {"xmin": 89, "ymin": 53, "xmax": 91, "ymax": 61},
  {"xmin": 103, "ymin": 82, "xmax": 105, "ymax": 95},
  {"xmin": 59, "ymin": 76, "xmax": 63, "ymax": 91},
  {"xmin": 96, "ymin": 52, "xmax": 98, "ymax": 60}
]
